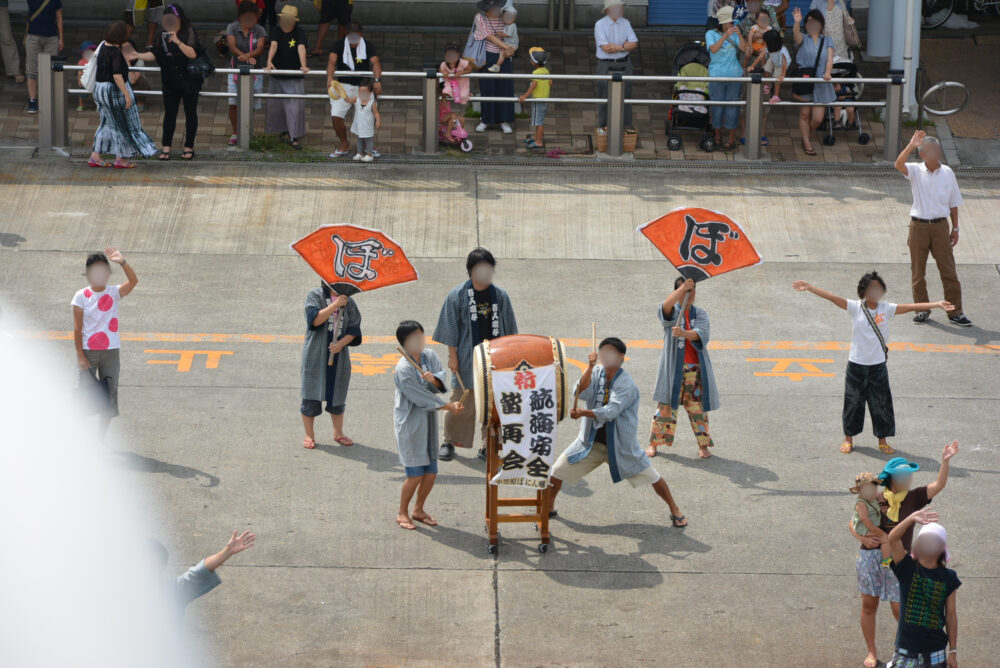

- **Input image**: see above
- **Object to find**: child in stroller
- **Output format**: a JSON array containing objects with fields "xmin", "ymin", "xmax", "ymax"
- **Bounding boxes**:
[
  {"xmin": 666, "ymin": 42, "xmax": 716, "ymax": 152},
  {"xmin": 822, "ymin": 58, "xmax": 871, "ymax": 146},
  {"xmin": 438, "ymin": 81, "xmax": 473, "ymax": 152}
]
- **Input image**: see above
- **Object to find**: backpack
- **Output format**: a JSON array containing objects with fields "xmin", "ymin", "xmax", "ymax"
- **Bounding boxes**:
[{"xmin": 80, "ymin": 41, "xmax": 104, "ymax": 93}]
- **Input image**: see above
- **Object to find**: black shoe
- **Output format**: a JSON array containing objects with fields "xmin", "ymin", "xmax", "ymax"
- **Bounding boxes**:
[
  {"xmin": 949, "ymin": 314, "xmax": 973, "ymax": 327},
  {"xmin": 438, "ymin": 443, "xmax": 455, "ymax": 461},
  {"xmin": 912, "ymin": 311, "xmax": 931, "ymax": 324},
  {"xmin": 476, "ymin": 447, "xmax": 487, "ymax": 461}
]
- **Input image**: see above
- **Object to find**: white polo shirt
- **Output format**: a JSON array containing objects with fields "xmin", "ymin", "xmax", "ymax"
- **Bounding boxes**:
[
  {"xmin": 902, "ymin": 161, "xmax": 963, "ymax": 220},
  {"xmin": 594, "ymin": 15, "xmax": 637, "ymax": 60}
]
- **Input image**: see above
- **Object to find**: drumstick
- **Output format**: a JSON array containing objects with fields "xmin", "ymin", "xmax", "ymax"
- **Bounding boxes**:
[
  {"xmin": 395, "ymin": 346, "xmax": 422, "ymax": 371},
  {"xmin": 573, "ymin": 322, "xmax": 597, "ymax": 411}
]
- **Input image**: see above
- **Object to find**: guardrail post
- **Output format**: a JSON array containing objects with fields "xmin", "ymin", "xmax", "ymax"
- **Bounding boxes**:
[
  {"xmin": 548, "ymin": 0, "xmax": 556, "ymax": 30},
  {"xmin": 38, "ymin": 52, "xmax": 53, "ymax": 150},
  {"xmin": 421, "ymin": 68, "xmax": 438, "ymax": 154},
  {"xmin": 606, "ymin": 72, "xmax": 625, "ymax": 157},
  {"xmin": 744, "ymin": 73, "xmax": 763, "ymax": 160},
  {"xmin": 558, "ymin": 0, "xmax": 565, "ymax": 30},
  {"xmin": 884, "ymin": 69, "xmax": 904, "ymax": 162},
  {"xmin": 568, "ymin": 0, "xmax": 575, "ymax": 30},
  {"xmin": 237, "ymin": 65, "xmax": 253, "ymax": 150},
  {"xmin": 51, "ymin": 56, "xmax": 69, "ymax": 148}
]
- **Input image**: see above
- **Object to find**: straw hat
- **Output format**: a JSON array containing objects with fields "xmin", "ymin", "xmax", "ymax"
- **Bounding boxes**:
[
  {"xmin": 716, "ymin": 6, "xmax": 734, "ymax": 23},
  {"xmin": 603, "ymin": 0, "xmax": 625, "ymax": 10},
  {"xmin": 848, "ymin": 472, "xmax": 879, "ymax": 494},
  {"xmin": 277, "ymin": 4, "xmax": 300, "ymax": 21}
]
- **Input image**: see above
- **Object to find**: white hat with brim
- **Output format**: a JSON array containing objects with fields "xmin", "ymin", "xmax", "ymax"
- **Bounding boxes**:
[
  {"xmin": 716, "ymin": 6, "xmax": 734, "ymax": 23},
  {"xmin": 603, "ymin": 0, "xmax": 625, "ymax": 11}
]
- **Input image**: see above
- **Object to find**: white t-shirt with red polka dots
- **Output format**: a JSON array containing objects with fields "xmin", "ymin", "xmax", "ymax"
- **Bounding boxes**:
[{"xmin": 71, "ymin": 284, "xmax": 122, "ymax": 351}]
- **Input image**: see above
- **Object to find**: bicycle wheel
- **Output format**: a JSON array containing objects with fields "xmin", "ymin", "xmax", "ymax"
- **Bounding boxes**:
[
  {"xmin": 921, "ymin": 81, "xmax": 971, "ymax": 116},
  {"xmin": 922, "ymin": 0, "xmax": 953, "ymax": 28}
]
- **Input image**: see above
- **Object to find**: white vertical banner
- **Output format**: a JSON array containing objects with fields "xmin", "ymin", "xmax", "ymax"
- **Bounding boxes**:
[{"xmin": 489, "ymin": 364, "xmax": 557, "ymax": 489}]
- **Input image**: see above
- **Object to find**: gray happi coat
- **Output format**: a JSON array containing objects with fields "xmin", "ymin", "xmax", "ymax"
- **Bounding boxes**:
[
  {"xmin": 393, "ymin": 349, "xmax": 449, "ymax": 468},
  {"xmin": 300, "ymin": 287, "xmax": 362, "ymax": 405},
  {"xmin": 433, "ymin": 281, "xmax": 518, "ymax": 390},
  {"xmin": 562, "ymin": 365, "xmax": 650, "ymax": 483},
  {"xmin": 651, "ymin": 304, "xmax": 719, "ymax": 411}
]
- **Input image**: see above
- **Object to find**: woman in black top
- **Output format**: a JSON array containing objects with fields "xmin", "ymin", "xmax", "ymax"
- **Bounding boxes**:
[
  {"xmin": 264, "ymin": 4, "xmax": 309, "ymax": 149},
  {"xmin": 90, "ymin": 21, "xmax": 157, "ymax": 168},
  {"xmin": 132, "ymin": 3, "xmax": 201, "ymax": 159}
]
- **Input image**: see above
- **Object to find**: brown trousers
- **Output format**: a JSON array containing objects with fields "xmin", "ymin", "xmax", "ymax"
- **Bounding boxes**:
[{"xmin": 907, "ymin": 219, "xmax": 962, "ymax": 315}]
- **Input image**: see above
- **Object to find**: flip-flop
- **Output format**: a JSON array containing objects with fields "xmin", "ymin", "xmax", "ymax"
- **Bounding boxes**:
[
  {"xmin": 335, "ymin": 436, "xmax": 354, "ymax": 446},
  {"xmin": 88, "ymin": 159, "xmax": 111, "ymax": 168},
  {"xmin": 180, "ymin": 150, "xmax": 195, "ymax": 160},
  {"xmin": 879, "ymin": 443, "xmax": 895, "ymax": 454},
  {"xmin": 840, "ymin": 442, "xmax": 854, "ymax": 454},
  {"xmin": 113, "ymin": 161, "xmax": 136, "ymax": 169},
  {"xmin": 157, "ymin": 151, "xmax": 171, "ymax": 161},
  {"xmin": 396, "ymin": 518, "xmax": 416, "ymax": 530},
  {"xmin": 671, "ymin": 514, "xmax": 688, "ymax": 528},
  {"xmin": 412, "ymin": 514, "xmax": 438, "ymax": 526},
  {"xmin": 303, "ymin": 437, "xmax": 316, "ymax": 450}
]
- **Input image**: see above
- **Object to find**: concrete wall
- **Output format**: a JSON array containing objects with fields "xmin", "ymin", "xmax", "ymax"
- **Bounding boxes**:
[{"xmin": 56, "ymin": 0, "xmax": 650, "ymax": 28}]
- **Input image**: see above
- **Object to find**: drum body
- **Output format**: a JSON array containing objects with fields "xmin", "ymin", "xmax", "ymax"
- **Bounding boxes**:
[{"xmin": 473, "ymin": 334, "xmax": 568, "ymax": 427}]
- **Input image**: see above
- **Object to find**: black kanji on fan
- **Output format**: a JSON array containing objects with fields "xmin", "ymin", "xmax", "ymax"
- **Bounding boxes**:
[
  {"xmin": 499, "ymin": 391, "xmax": 523, "ymax": 415},
  {"xmin": 529, "ymin": 435, "xmax": 552, "ymax": 457},
  {"xmin": 525, "ymin": 456, "xmax": 550, "ymax": 478},
  {"xmin": 502, "ymin": 450, "xmax": 527, "ymax": 471},
  {"xmin": 529, "ymin": 411, "xmax": 555, "ymax": 435},
  {"xmin": 501, "ymin": 423, "xmax": 524, "ymax": 444},
  {"xmin": 529, "ymin": 387, "xmax": 554, "ymax": 411}
]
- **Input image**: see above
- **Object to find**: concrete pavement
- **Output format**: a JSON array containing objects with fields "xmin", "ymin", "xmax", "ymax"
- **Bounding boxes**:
[{"xmin": 1, "ymin": 158, "xmax": 999, "ymax": 667}]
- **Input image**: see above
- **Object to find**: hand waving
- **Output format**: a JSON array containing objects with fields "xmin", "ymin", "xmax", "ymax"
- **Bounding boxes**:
[
  {"xmin": 910, "ymin": 509, "xmax": 940, "ymax": 525},
  {"xmin": 104, "ymin": 246, "xmax": 125, "ymax": 264},
  {"xmin": 941, "ymin": 440, "xmax": 959, "ymax": 462},
  {"xmin": 225, "ymin": 529, "xmax": 256, "ymax": 556}
]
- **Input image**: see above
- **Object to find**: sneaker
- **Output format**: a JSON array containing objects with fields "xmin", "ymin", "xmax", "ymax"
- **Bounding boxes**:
[
  {"xmin": 477, "ymin": 447, "xmax": 487, "ymax": 461},
  {"xmin": 228, "ymin": 134, "xmax": 238, "ymax": 146},
  {"xmin": 329, "ymin": 149, "xmax": 350, "ymax": 158},
  {"xmin": 76, "ymin": 104, "xmax": 85, "ymax": 112},
  {"xmin": 352, "ymin": 153, "xmax": 363, "ymax": 161},
  {"xmin": 487, "ymin": 64, "xmax": 501, "ymax": 73},
  {"xmin": 362, "ymin": 154, "xmax": 373, "ymax": 162},
  {"xmin": 371, "ymin": 149, "xmax": 381, "ymax": 158},
  {"xmin": 475, "ymin": 122, "xmax": 487, "ymax": 133},
  {"xmin": 949, "ymin": 314, "xmax": 973, "ymax": 327},
  {"xmin": 438, "ymin": 443, "xmax": 455, "ymax": 461},
  {"xmin": 500, "ymin": 122, "xmax": 513, "ymax": 134},
  {"xmin": 912, "ymin": 311, "xmax": 931, "ymax": 324},
  {"xmin": 27, "ymin": 99, "xmax": 37, "ymax": 114}
]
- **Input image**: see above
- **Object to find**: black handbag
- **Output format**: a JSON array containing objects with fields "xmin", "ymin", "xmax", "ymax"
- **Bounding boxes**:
[
  {"xmin": 187, "ymin": 45, "xmax": 215, "ymax": 81},
  {"xmin": 791, "ymin": 36, "xmax": 826, "ymax": 96}
]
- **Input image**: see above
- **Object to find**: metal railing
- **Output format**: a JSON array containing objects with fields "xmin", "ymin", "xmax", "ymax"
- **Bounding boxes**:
[{"xmin": 38, "ymin": 53, "xmax": 905, "ymax": 162}]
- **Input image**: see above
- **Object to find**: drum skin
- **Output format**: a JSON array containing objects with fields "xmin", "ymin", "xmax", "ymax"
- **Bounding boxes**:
[{"xmin": 473, "ymin": 334, "xmax": 568, "ymax": 427}]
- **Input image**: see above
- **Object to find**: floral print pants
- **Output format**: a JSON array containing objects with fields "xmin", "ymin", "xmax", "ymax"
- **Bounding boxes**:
[{"xmin": 649, "ymin": 364, "xmax": 714, "ymax": 449}]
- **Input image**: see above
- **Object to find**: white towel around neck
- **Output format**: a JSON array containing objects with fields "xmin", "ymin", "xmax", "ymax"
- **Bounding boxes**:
[{"xmin": 343, "ymin": 37, "xmax": 367, "ymax": 71}]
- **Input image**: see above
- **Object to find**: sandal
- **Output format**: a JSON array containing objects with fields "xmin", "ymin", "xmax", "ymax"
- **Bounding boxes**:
[
  {"xmin": 802, "ymin": 141, "xmax": 817, "ymax": 156},
  {"xmin": 302, "ymin": 437, "xmax": 316, "ymax": 450},
  {"xmin": 412, "ymin": 512, "xmax": 438, "ymax": 527},
  {"xmin": 291, "ymin": 140, "xmax": 303, "ymax": 150},
  {"xmin": 721, "ymin": 140, "xmax": 736, "ymax": 151},
  {"xmin": 671, "ymin": 514, "xmax": 688, "ymax": 528},
  {"xmin": 88, "ymin": 159, "xmax": 111, "ymax": 168},
  {"xmin": 180, "ymin": 149, "xmax": 194, "ymax": 160},
  {"xmin": 335, "ymin": 436, "xmax": 354, "ymax": 446},
  {"xmin": 396, "ymin": 517, "xmax": 417, "ymax": 530},
  {"xmin": 113, "ymin": 160, "xmax": 136, "ymax": 169},
  {"xmin": 840, "ymin": 442, "xmax": 854, "ymax": 454},
  {"xmin": 14, "ymin": 74, "xmax": 25, "ymax": 84},
  {"xmin": 879, "ymin": 443, "xmax": 895, "ymax": 454},
  {"xmin": 157, "ymin": 150, "xmax": 171, "ymax": 161}
]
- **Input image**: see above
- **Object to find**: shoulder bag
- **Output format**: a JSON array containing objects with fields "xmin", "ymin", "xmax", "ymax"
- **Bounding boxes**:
[
  {"xmin": 840, "ymin": 0, "xmax": 861, "ymax": 49},
  {"xmin": 791, "ymin": 36, "xmax": 825, "ymax": 96},
  {"xmin": 463, "ymin": 14, "xmax": 487, "ymax": 69},
  {"xmin": 80, "ymin": 41, "xmax": 104, "ymax": 93},
  {"xmin": 861, "ymin": 303, "xmax": 889, "ymax": 363}
]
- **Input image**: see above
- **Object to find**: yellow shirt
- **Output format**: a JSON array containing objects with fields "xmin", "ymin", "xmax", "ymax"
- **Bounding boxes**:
[{"xmin": 531, "ymin": 67, "xmax": 551, "ymax": 99}]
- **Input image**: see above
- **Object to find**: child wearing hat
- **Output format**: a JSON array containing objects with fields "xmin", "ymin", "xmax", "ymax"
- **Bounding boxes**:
[
  {"xmin": 518, "ymin": 47, "xmax": 550, "ymax": 150},
  {"xmin": 850, "ymin": 472, "xmax": 890, "ymax": 567}
]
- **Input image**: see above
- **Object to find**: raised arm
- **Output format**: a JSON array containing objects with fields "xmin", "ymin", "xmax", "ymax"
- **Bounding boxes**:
[
  {"xmin": 204, "ymin": 530, "xmax": 256, "ymax": 571},
  {"xmin": 792, "ymin": 7, "xmax": 803, "ymax": 45},
  {"xmin": 895, "ymin": 129, "xmax": 925, "ymax": 176},
  {"xmin": 927, "ymin": 440, "xmax": 959, "ymax": 500},
  {"xmin": 661, "ymin": 278, "xmax": 694, "ymax": 317},
  {"xmin": 887, "ymin": 509, "xmax": 938, "ymax": 564},
  {"xmin": 792, "ymin": 280, "xmax": 847, "ymax": 310},
  {"xmin": 104, "ymin": 247, "xmax": 137, "ymax": 297}
]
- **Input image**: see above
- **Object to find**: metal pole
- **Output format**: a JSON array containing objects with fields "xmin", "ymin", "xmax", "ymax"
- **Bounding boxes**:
[
  {"xmin": 548, "ymin": 0, "xmax": 555, "ymax": 31},
  {"xmin": 568, "ymin": 0, "xmax": 575, "ymax": 31},
  {"xmin": 38, "ymin": 52, "xmax": 53, "ymax": 150},
  {"xmin": 902, "ymin": 0, "xmax": 916, "ymax": 114},
  {"xmin": 421, "ymin": 68, "xmax": 438, "ymax": 154},
  {"xmin": 558, "ymin": 0, "xmax": 565, "ymax": 30},
  {"xmin": 237, "ymin": 65, "xmax": 253, "ymax": 150},
  {"xmin": 744, "ymin": 73, "xmax": 763, "ymax": 160},
  {"xmin": 884, "ymin": 69, "xmax": 905, "ymax": 162},
  {"xmin": 606, "ymin": 73, "xmax": 625, "ymax": 156},
  {"xmin": 51, "ymin": 56, "xmax": 69, "ymax": 148}
]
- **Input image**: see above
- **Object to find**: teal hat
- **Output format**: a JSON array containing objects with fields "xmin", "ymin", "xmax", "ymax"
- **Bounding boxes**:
[{"xmin": 878, "ymin": 457, "xmax": 919, "ymax": 484}]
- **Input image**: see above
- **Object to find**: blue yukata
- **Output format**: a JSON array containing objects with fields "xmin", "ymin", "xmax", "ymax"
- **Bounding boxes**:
[
  {"xmin": 433, "ymin": 280, "xmax": 517, "ymax": 447},
  {"xmin": 552, "ymin": 365, "xmax": 661, "ymax": 488},
  {"xmin": 393, "ymin": 349, "xmax": 449, "ymax": 477}
]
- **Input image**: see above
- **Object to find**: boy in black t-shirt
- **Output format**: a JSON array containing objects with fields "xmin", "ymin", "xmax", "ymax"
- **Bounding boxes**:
[{"xmin": 886, "ymin": 509, "xmax": 960, "ymax": 668}]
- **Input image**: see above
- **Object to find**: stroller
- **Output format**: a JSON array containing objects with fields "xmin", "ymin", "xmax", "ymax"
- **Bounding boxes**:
[
  {"xmin": 438, "ymin": 81, "xmax": 473, "ymax": 152},
  {"xmin": 666, "ymin": 42, "xmax": 716, "ymax": 152},
  {"xmin": 822, "ymin": 59, "xmax": 871, "ymax": 146}
]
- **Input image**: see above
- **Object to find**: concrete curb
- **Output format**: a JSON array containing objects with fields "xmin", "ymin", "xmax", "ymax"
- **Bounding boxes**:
[{"xmin": 937, "ymin": 118, "xmax": 962, "ymax": 167}]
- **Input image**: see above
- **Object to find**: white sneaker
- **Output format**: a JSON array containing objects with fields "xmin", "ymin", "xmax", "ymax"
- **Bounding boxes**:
[
  {"xmin": 362, "ymin": 154, "xmax": 373, "ymax": 162},
  {"xmin": 475, "ymin": 122, "xmax": 487, "ymax": 133},
  {"xmin": 500, "ymin": 122, "xmax": 513, "ymax": 134},
  {"xmin": 487, "ymin": 64, "xmax": 500, "ymax": 73},
  {"xmin": 352, "ymin": 153, "xmax": 363, "ymax": 161}
]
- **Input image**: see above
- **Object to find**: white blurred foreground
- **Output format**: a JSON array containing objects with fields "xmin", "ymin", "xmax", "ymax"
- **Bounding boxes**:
[{"xmin": 0, "ymin": 306, "xmax": 204, "ymax": 668}]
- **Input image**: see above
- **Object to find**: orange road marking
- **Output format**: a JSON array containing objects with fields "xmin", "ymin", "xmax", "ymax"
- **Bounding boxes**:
[
  {"xmin": 747, "ymin": 358, "xmax": 837, "ymax": 382},
  {"xmin": 145, "ymin": 350, "xmax": 234, "ymax": 372}
]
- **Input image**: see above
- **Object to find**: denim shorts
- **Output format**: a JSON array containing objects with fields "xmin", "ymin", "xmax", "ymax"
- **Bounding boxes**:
[
  {"xmin": 530, "ymin": 101, "xmax": 548, "ymax": 127},
  {"xmin": 300, "ymin": 399, "xmax": 346, "ymax": 417},
  {"xmin": 404, "ymin": 461, "xmax": 439, "ymax": 477}
]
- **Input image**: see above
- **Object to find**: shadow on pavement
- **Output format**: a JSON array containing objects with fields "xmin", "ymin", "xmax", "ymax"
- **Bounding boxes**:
[
  {"xmin": 660, "ymin": 452, "xmax": 779, "ymax": 489},
  {"xmin": 852, "ymin": 446, "xmax": 1000, "ymax": 478},
  {"xmin": 112, "ymin": 450, "xmax": 220, "ymax": 488},
  {"xmin": 922, "ymin": 318, "xmax": 1000, "ymax": 346}
]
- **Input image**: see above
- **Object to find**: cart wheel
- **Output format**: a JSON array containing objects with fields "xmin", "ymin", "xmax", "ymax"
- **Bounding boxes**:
[
  {"xmin": 487, "ymin": 543, "xmax": 498, "ymax": 555},
  {"xmin": 667, "ymin": 136, "xmax": 682, "ymax": 151},
  {"xmin": 822, "ymin": 134, "xmax": 836, "ymax": 146},
  {"xmin": 538, "ymin": 543, "xmax": 548, "ymax": 554},
  {"xmin": 700, "ymin": 137, "xmax": 716, "ymax": 152},
  {"xmin": 857, "ymin": 133, "xmax": 870, "ymax": 145},
  {"xmin": 460, "ymin": 139, "xmax": 473, "ymax": 153}
]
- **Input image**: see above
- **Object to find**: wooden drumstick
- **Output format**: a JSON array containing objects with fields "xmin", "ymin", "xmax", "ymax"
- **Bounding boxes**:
[
  {"xmin": 573, "ymin": 322, "xmax": 597, "ymax": 411},
  {"xmin": 395, "ymin": 346, "xmax": 422, "ymax": 371}
]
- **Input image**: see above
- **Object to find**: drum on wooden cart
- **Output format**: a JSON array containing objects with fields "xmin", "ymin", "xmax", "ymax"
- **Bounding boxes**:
[{"xmin": 473, "ymin": 334, "xmax": 569, "ymax": 554}]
